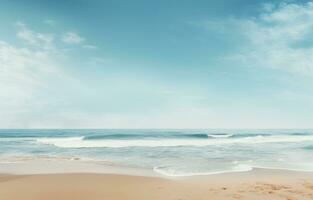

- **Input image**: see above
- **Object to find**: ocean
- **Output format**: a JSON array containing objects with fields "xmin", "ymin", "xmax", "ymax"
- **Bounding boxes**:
[{"xmin": 1, "ymin": 129, "xmax": 313, "ymax": 176}]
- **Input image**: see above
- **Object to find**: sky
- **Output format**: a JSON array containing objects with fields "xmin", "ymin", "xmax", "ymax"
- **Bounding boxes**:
[{"xmin": 0, "ymin": 0, "xmax": 313, "ymax": 129}]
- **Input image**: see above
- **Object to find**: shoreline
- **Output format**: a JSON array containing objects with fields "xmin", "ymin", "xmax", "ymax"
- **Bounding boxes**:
[
  {"xmin": 0, "ymin": 159, "xmax": 161, "ymax": 178},
  {"xmin": 1, "ymin": 159, "xmax": 313, "ymax": 178},
  {"xmin": 1, "ymin": 160, "xmax": 313, "ymax": 199},
  {"xmin": 1, "ymin": 169, "xmax": 313, "ymax": 200}
]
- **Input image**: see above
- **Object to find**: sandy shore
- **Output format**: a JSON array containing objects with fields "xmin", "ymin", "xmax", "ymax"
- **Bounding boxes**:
[{"xmin": 1, "ymin": 169, "xmax": 313, "ymax": 200}]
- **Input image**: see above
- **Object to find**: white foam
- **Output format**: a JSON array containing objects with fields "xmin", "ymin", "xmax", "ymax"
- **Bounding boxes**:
[
  {"xmin": 153, "ymin": 164, "xmax": 253, "ymax": 177},
  {"xmin": 36, "ymin": 135, "xmax": 313, "ymax": 148},
  {"xmin": 252, "ymin": 165, "xmax": 313, "ymax": 172},
  {"xmin": 208, "ymin": 134, "xmax": 233, "ymax": 138}
]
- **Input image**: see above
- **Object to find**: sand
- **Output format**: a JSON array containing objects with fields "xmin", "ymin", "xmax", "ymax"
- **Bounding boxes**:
[{"xmin": 1, "ymin": 169, "xmax": 313, "ymax": 200}]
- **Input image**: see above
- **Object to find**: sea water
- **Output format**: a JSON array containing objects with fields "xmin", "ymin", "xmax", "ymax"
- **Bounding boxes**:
[{"xmin": 1, "ymin": 129, "xmax": 313, "ymax": 176}]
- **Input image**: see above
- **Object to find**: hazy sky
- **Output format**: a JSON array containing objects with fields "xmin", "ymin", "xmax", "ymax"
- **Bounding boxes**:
[{"xmin": 0, "ymin": 0, "xmax": 313, "ymax": 128}]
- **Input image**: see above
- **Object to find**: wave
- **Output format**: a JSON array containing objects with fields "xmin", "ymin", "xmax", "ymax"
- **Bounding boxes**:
[
  {"xmin": 302, "ymin": 145, "xmax": 313, "ymax": 150},
  {"xmin": 207, "ymin": 134, "xmax": 233, "ymax": 138},
  {"xmin": 83, "ymin": 133, "xmax": 211, "ymax": 140},
  {"xmin": 229, "ymin": 133, "xmax": 271, "ymax": 138},
  {"xmin": 153, "ymin": 164, "xmax": 253, "ymax": 177},
  {"xmin": 153, "ymin": 164, "xmax": 313, "ymax": 177},
  {"xmin": 36, "ymin": 135, "xmax": 313, "ymax": 148},
  {"xmin": 290, "ymin": 132, "xmax": 312, "ymax": 136},
  {"xmin": 83, "ymin": 133, "xmax": 267, "ymax": 140},
  {"xmin": 36, "ymin": 137, "xmax": 84, "ymax": 147}
]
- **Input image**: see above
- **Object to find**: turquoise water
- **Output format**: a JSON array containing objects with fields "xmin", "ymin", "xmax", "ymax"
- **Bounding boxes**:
[{"xmin": 1, "ymin": 129, "xmax": 313, "ymax": 176}]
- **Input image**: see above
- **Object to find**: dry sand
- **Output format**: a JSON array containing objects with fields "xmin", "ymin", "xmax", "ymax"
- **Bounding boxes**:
[{"xmin": 0, "ymin": 169, "xmax": 313, "ymax": 200}]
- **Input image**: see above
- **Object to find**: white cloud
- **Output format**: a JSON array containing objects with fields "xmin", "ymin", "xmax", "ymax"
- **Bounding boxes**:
[
  {"xmin": 0, "ymin": 22, "xmax": 75, "ymax": 128},
  {"xmin": 0, "ymin": 20, "xmax": 117, "ymax": 128},
  {"xmin": 16, "ymin": 22, "xmax": 55, "ymax": 50},
  {"xmin": 62, "ymin": 32, "xmax": 85, "ymax": 44},
  {"xmin": 0, "ymin": 41, "xmax": 63, "ymax": 127},
  {"xmin": 0, "ymin": 20, "xmax": 109, "ymax": 128},
  {"xmin": 16, "ymin": 22, "xmax": 91, "ymax": 50},
  {"xmin": 200, "ymin": 2, "xmax": 313, "ymax": 76},
  {"xmin": 234, "ymin": 2, "xmax": 313, "ymax": 75}
]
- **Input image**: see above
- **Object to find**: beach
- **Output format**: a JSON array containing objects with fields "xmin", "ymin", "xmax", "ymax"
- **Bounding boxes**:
[
  {"xmin": 1, "ymin": 0, "xmax": 313, "ymax": 199},
  {"xmin": 1, "ymin": 169, "xmax": 313, "ymax": 200},
  {"xmin": 1, "ymin": 129, "xmax": 313, "ymax": 199}
]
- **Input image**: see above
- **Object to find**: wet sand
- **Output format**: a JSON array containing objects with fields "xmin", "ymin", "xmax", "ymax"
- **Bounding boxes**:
[{"xmin": 1, "ymin": 169, "xmax": 313, "ymax": 200}]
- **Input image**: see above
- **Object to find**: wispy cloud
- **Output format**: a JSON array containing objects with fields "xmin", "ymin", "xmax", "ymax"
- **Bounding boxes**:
[
  {"xmin": 199, "ymin": 2, "xmax": 313, "ymax": 76},
  {"xmin": 16, "ymin": 22, "xmax": 55, "ymax": 50},
  {"xmin": 236, "ymin": 2, "xmax": 313, "ymax": 75},
  {"xmin": 0, "ymin": 22, "xmax": 85, "ymax": 128},
  {"xmin": 62, "ymin": 32, "xmax": 85, "ymax": 44},
  {"xmin": 0, "ymin": 20, "xmax": 109, "ymax": 128},
  {"xmin": 0, "ymin": 40, "xmax": 66, "ymax": 127}
]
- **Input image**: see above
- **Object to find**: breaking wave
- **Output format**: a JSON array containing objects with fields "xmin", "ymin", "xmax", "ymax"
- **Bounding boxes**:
[
  {"xmin": 153, "ymin": 164, "xmax": 253, "ymax": 177},
  {"xmin": 36, "ymin": 135, "xmax": 313, "ymax": 148}
]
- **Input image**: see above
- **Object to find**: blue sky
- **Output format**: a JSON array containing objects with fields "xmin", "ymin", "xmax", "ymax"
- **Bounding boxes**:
[{"xmin": 0, "ymin": 0, "xmax": 313, "ymax": 128}]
